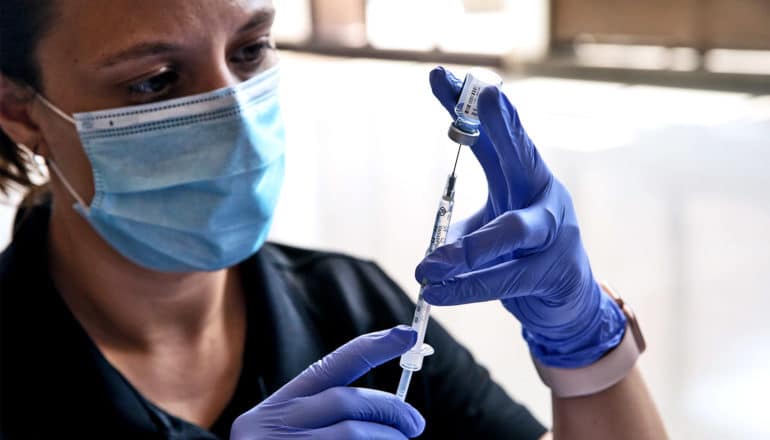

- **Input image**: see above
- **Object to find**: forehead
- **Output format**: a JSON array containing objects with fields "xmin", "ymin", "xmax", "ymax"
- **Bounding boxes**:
[{"xmin": 43, "ymin": 0, "xmax": 274, "ymax": 62}]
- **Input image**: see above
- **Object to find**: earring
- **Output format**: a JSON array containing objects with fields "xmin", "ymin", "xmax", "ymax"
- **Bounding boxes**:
[{"xmin": 29, "ymin": 143, "xmax": 47, "ymax": 172}]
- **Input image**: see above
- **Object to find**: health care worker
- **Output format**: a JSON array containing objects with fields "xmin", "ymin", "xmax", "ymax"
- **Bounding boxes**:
[{"xmin": 0, "ymin": 0, "xmax": 667, "ymax": 439}]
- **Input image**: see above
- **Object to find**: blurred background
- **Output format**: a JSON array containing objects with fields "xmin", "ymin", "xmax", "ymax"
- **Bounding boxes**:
[{"xmin": 2, "ymin": 1, "xmax": 769, "ymax": 438}]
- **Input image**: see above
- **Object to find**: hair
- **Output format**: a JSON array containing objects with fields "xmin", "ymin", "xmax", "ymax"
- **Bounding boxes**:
[{"xmin": 0, "ymin": 0, "xmax": 56, "ymax": 199}]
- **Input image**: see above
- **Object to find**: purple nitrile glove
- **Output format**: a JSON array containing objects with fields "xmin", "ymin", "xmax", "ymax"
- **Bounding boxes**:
[
  {"xmin": 415, "ymin": 67, "xmax": 626, "ymax": 368},
  {"xmin": 231, "ymin": 326, "xmax": 425, "ymax": 439}
]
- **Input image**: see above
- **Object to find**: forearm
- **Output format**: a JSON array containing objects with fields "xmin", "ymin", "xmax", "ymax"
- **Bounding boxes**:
[{"xmin": 547, "ymin": 366, "xmax": 666, "ymax": 440}]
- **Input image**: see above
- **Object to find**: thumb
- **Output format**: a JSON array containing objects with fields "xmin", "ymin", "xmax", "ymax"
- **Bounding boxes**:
[
  {"xmin": 430, "ymin": 66, "xmax": 463, "ymax": 118},
  {"xmin": 269, "ymin": 326, "xmax": 417, "ymax": 401}
]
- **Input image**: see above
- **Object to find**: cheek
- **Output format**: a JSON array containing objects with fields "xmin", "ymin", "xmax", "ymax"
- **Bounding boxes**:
[{"xmin": 43, "ymin": 119, "xmax": 96, "ymax": 204}]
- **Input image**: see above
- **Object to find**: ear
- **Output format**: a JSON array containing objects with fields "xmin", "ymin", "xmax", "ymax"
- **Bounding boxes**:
[{"xmin": 0, "ymin": 74, "xmax": 45, "ymax": 153}]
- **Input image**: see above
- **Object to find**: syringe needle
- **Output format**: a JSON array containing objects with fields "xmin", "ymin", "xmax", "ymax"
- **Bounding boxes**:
[
  {"xmin": 444, "ymin": 145, "xmax": 462, "ymax": 199},
  {"xmin": 450, "ymin": 144, "xmax": 462, "ymax": 177}
]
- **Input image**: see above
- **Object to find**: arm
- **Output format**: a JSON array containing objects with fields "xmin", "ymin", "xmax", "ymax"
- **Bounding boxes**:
[
  {"xmin": 547, "ymin": 367, "xmax": 666, "ymax": 440},
  {"xmin": 419, "ymin": 67, "xmax": 667, "ymax": 439}
]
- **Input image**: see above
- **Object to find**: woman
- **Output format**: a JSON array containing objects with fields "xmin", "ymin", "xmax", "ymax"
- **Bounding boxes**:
[{"xmin": 0, "ymin": 0, "xmax": 667, "ymax": 438}]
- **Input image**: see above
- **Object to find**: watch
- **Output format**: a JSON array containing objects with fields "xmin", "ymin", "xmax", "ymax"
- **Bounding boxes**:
[{"xmin": 531, "ymin": 281, "xmax": 646, "ymax": 398}]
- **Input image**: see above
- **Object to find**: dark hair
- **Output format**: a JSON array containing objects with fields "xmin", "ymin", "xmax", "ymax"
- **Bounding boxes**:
[{"xmin": 0, "ymin": 0, "xmax": 56, "ymax": 197}]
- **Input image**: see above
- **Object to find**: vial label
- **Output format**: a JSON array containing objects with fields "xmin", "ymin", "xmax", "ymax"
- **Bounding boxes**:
[
  {"xmin": 459, "ymin": 82, "xmax": 483, "ymax": 118},
  {"xmin": 454, "ymin": 68, "xmax": 503, "ymax": 128}
]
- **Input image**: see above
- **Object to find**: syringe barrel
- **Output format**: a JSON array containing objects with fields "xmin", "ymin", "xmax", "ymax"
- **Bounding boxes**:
[
  {"xmin": 399, "ymin": 183, "xmax": 455, "ymax": 372},
  {"xmin": 400, "ymin": 294, "xmax": 431, "ymax": 371},
  {"xmin": 427, "ymin": 193, "xmax": 454, "ymax": 255}
]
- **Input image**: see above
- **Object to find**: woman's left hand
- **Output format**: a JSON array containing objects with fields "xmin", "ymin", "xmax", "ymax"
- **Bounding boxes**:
[{"xmin": 415, "ymin": 67, "xmax": 626, "ymax": 368}]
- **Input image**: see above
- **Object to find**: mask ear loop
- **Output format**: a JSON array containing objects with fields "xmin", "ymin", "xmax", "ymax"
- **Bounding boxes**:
[
  {"xmin": 28, "ymin": 147, "xmax": 90, "ymax": 217},
  {"xmin": 29, "ymin": 93, "xmax": 90, "ymax": 212},
  {"xmin": 45, "ymin": 156, "xmax": 90, "ymax": 213},
  {"xmin": 35, "ymin": 93, "xmax": 76, "ymax": 125}
]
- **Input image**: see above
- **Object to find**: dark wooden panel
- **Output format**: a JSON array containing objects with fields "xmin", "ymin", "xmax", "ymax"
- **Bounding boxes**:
[
  {"xmin": 553, "ymin": 0, "xmax": 698, "ymax": 45},
  {"xmin": 309, "ymin": 0, "xmax": 367, "ymax": 46},
  {"xmin": 702, "ymin": 0, "xmax": 770, "ymax": 49}
]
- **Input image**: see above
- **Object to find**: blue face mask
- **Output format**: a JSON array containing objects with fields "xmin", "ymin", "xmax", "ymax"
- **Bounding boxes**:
[{"xmin": 36, "ymin": 66, "xmax": 286, "ymax": 272}]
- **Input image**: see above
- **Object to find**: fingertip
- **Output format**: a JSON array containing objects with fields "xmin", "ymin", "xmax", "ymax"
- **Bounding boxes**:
[
  {"xmin": 414, "ymin": 260, "xmax": 439, "ymax": 285},
  {"xmin": 429, "ymin": 65, "xmax": 460, "ymax": 87},
  {"xmin": 479, "ymin": 85, "xmax": 522, "ymax": 125},
  {"xmin": 429, "ymin": 65, "xmax": 446, "ymax": 80},
  {"xmin": 430, "ymin": 66, "xmax": 462, "ymax": 114},
  {"xmin": 429, "ymin": 66, "xmax": 448, "ymax": 91},
  {"xmin": 477, "ymin": 85, "xmax": 503, "ymax": 114},
  {"xmin": 421, "ymin": 284, "xmax": 446, "ymax": 306},
  {"xmin": 414, "ymin": 257, "xmax": 430, "ymax": 284},
  {"xmin": 404, "ymin": 403, "xmax": 426, "ymax": 437},
  {"xmin": 415, "ymin": 245, "xmax": 458, "ymax": 284},
  {"xmin": 364, "ymin": 326, "xmax": 416, "ymax": 355},
  {"xmin": 413, "ymin": 263, "xmax": 425, "ymax": 284},
  {"xmin": 390, "ymin": 325, "xmax": 417, "ymax": 350}
]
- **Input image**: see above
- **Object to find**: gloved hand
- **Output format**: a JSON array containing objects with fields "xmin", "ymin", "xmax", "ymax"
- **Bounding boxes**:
[
  {"xmin": 415, "ymin": 67, "xmax": 627, "ymax": 368},
  {"xmin": 231, "ymin": 326, "xmax": 425, "ymax": 439}
]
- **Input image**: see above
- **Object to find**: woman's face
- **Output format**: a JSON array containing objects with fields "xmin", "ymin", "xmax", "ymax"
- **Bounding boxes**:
[{"xmin": 31, "ymin": 0, "xmax": 277, "ymax": 203}]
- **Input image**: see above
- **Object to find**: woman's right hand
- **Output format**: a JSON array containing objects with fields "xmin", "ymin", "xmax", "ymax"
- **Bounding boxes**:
[{"xmin": 230, "ymin": 326, "xmax": 425, "ymax": 439}]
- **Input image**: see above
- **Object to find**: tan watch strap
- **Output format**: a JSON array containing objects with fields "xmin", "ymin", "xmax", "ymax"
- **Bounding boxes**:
[{"xmin": 532, "ymin": 281, "xmax": 646, "ymax": 398}]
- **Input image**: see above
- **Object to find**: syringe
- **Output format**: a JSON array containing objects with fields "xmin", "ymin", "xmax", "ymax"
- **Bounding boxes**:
[
  {"xmin": 395, "ymin": 67, "xmax": 503, "ymax": 401},
  {"xmin": 395, "ymin": 146, "xmax": 460, "ymax": 401}
]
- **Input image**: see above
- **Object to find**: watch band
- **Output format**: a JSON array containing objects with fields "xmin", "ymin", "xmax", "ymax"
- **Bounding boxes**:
[{"xmin": 532, "ymin": 281, "xmax": 646, "ymax": 398}]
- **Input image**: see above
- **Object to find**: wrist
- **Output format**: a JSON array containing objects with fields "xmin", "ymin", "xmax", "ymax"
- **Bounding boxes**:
[
  {"xmin": 523, "ymin": 282, "xmax": 627, "ymax": 368},
  {"xmin": 531, "ymin": 282, "xmax": 647, "ymax": 398}
]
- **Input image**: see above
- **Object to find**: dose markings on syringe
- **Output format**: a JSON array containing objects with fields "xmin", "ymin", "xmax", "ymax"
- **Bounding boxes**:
[{"xmin": 412, "ymin": 300, "xmax": 426, "ymax": 325}]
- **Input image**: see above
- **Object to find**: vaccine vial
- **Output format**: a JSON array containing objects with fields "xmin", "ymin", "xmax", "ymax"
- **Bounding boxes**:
[{"xmin": 448, "ymin": 67, "xmax": 503, "ymax": 146}]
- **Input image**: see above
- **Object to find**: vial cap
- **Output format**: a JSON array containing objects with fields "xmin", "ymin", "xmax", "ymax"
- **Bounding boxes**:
[{"xmin": 448, "ymin": 124, "xmax": 480, "ymax": 146}]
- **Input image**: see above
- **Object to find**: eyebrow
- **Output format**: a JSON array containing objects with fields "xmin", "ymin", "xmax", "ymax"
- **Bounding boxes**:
[
  {"xmin": 97, "ymin": 42, "xmax": 182, "ymax": 69},
  {"xmin": 237, "ymin": 7, "xmax": 275, "ymax": 34},
  {"xmin": 95, "ymin": 7, "xmax": 275, "ymax": 69}
]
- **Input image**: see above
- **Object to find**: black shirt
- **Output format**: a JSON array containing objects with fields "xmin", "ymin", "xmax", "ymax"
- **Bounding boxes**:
[{"xmin": 0, "ymin": 204, "xmax": 546, "ymax": 439}]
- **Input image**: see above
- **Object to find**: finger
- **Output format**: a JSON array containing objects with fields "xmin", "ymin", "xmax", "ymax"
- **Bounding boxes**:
[
  {"xmin": 282, "ymin": 387, "xmax": 425, "ymax": 438},
  {"xmin": 416, "ymin": 200, "xmax": 561, "ymax": 283},
  {"xmin": 270, "ymin": 326, "xmax": 417, "ymax": 400},
  {"xmin": 429, "ymin": 66, "xmax": 463, "ymax": 117},
  {"xmin": 422, "ymin": 255, "xmax": 545, "ymax": 306},
  {"xmin": 313, "ymin": 420, "xmax": 410, "ymax": 440},
  {"xmin": 477, "ymin": 86, "xmax": 553, "ymax": 208},
  {"xmin": 445, "ymin": 208, "xmax": 488, "ymax": 244},
  {"xmin": 430, "ymin": 67, "xmax": 510, "ymax": 214}
]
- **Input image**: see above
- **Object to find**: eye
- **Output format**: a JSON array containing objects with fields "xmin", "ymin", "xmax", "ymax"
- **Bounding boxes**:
[
  {"xmin": 127, "ymin": 70, "xmax": 180, "ymax": 101},
  {"xmin": 230, "ymin": 39, "xmax": 274, "ymax": 68}
]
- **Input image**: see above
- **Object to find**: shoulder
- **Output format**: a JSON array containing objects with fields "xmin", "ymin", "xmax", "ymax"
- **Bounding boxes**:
[
  {"xmin": 0, "ymin": 203, "xmax": 49, "ymax": 301},
  {"xmin": 0, "ymin": 242, "xmax": 14, "ymax": 288},
  {"xmin": 1, "ymin": 205, "xmax": 162, "ymax": 438},
  {"xmin": 254, "ymin": 242, "xmax": 415, "ymax": 326},
  {"xmin": 258, "ymin": 241, "xmax": 397, "ymax": 290},
  {"xmin": 260, "ymin": 241, "xmax": 378, "ymax": 272},
  {"xmin": 0, "ymin": 201, "xmax": 76, "ymax": 380}
]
